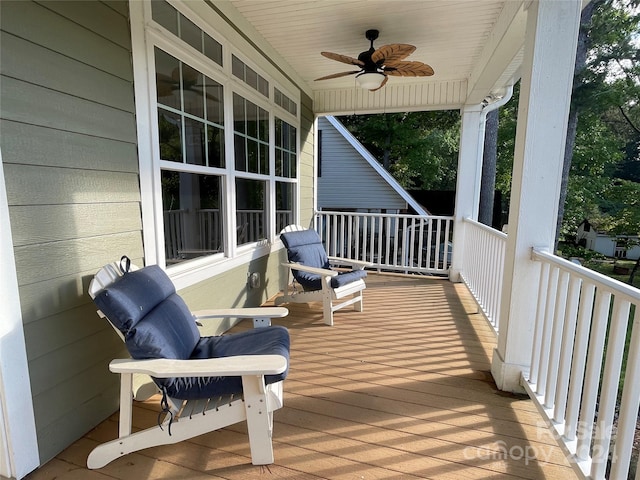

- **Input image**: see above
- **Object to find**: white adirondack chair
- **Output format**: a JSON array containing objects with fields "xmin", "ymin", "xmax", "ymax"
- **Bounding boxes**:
[
  {"xmin": 87, "ymin": 258, "xmax": 290, "ymax": 469},
  {"xmin": 276, "ymin": 225, "xmax": 370, "ymax": 326}
]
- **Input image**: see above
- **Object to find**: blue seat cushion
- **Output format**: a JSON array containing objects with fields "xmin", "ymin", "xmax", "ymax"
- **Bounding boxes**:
[
  {"xmin": 331, "ymin": 269, "xmax": 367, "ymax": 288},
  {"xmin": 281, "ymin": 229, "xmax": 366, "ymax": 291},
  {"xmin": 158, "ymin": 326, "xmax": 291, "ymax": 400}
]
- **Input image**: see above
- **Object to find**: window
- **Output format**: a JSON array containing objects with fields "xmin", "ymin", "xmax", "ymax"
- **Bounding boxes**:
[
  {"xmin": 137, "ymin": 1, "xmax": 300, "ymax": 270},
  {"xmin": 156, "ymin": 49, "xmax": 224, "ymax": 168},
  {"xmin": 232, "ymin": 55, "xmax": 269, "ymax": 97},
  {"xmin": 233, "ymin": 94, "xmax": 269, "ymax": 174}
]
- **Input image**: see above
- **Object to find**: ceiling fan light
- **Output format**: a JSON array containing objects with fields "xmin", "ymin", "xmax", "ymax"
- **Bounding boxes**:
[{"xmin": 355, "ymin": 72, "xmax": 386, "ymax": 90}]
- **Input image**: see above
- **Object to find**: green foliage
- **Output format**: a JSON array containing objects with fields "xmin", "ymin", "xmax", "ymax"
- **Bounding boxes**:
[{"xmin": 338, "ymin": 110, "xmax": 460, "ymax": 190}]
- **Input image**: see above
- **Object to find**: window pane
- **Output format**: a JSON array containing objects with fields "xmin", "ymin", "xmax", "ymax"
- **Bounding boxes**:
[
  {"xmin": 234, "ymin": 134, "xmax": 246, "ymax": 170},
  {"xmin": 151, "ymin": 0, "xmax": 179, "ymax": 36},
  {"xmin": 233, "ymin": 94, "xmax": 245, "ymax": 134},
  {"xmin": 184, "ymin": 117, "xmax": 205, "ymax": 165},
  {"xmin": 179, "ymin": 15, "xmax": 202, "ymax": 52},
  {"xmin": 205, "ymin": 79, "xmax": 224, "ymax": 125},
  {"xmin": 247, "ymin": 140, "xmax": 258, "ymax": 173},
  {"xmin": 158, "ymin": 109, "xmax": 182, "ymax": 162},
  {"xmin": 275, "ymin": 118, "xmax": 296, "ymax": 178},
  {"xmin": 155, "ymin": 49, "xmax": 180, "ymax": 110},
  {"xmin": 203, "ymin": 35, "xmax": 223, "ymax": 66},
  {"xmin": 246, "ymin": 66, "xmax": 258, "ymax": 90},
  {"xmin": 246, "ymin": 102, "xmax": 258, "ymax": 139},
  {"xmin": 182, "ymin": 65, "xmax": 204, "ymax": 118},
  {"xmin": 207, "ymin": 125, "xmax": 224, "ymax": 168},
  {"xmin": 162, "ymin": 170, "xmax": 222, "ymax": 263},
  {"xmin": 259, "ymin": 107, "xmax": 269, "ymax": 141},
  {"xmin": 276, "ymin": 182, "xmax": 294, "ymax": 233},
  {"xmin": 235, "ymin": 178, "xmax": 265, "ymax": 245},
  {"xmin": 260, "ymin": 143, "xmax": 269, "ymax": 175},
  {"xmin": 232, "ymin": 55, "xmax": 244, "ymax": 80}
]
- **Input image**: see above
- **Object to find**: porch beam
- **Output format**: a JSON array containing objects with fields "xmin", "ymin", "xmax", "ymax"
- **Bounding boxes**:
[
  {"xmin": 466, "ymin": 1, "xmax": 526, "ymax": 105},
  {"xmin": 491, "ymin": 0, "xmax": 581, "ymax": 392}
]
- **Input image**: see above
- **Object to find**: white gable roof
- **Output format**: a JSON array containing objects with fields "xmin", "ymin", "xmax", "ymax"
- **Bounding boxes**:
[{"xmin": 323, "ymin": 116, "xmax": 429, "ymax": 216}]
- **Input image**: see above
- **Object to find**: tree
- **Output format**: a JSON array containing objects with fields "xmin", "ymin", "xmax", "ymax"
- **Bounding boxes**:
[
  {"xmin": 557, "ymin": 0, "xmax": 640, "ymax": 248},
  {"xmin": 339, "ymin": 110, "xmax": 460, "ymax": 190},
  {"xmin": 479, "ymin": 109, "xmax": 499, "ymax": 226}
]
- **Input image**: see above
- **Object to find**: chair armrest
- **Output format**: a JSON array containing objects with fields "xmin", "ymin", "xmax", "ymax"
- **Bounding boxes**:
[
  {"xmin": 282, "ymin": 262, "xmax": 338, "ymax": 277},
  {"xmin": 192, "ymin": 307, "xmax": 289, "ymax": 320},
  {"xmin": 109, "ymin": 355, "xmax": 288, "ymax": 377},
  {"xmin": 328, "ymin": 256, "xmax": 372, "ymax": 270}
]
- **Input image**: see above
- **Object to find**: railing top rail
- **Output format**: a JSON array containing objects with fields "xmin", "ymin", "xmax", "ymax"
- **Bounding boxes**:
[
  {"xmin": 532, "ymin": 247, "xmax": 640, "ymax": 302},
  {"xmin": 316, "ymin": 210, "xmax": 454, "ymax": 221},
  {"xmin": 462, "ymin": 217, "xmax": 508, "ymax": 240}
]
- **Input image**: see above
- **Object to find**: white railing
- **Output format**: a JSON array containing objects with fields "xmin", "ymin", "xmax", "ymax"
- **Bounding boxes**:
[
  {"xmin": 315, "ymin": 210, "xmax": 453, "ymax": 275},
  {"xmin": 459, "ymin": 218, "xmax": 507, "ymax": 333},
  {"xmin": 525, "ymin": 248, "xmax": 640, "ymax": 480}
]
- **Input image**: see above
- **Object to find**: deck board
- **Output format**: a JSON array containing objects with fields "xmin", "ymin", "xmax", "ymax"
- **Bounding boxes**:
[{"xmin": 26, "ymin": 273, "xmax": 579, "ymax": 479}]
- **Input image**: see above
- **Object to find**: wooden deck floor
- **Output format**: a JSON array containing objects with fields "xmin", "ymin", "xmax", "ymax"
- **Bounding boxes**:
[{"xmin": 26, "ymin": 273, "xmax": 579, "ymax": 480}]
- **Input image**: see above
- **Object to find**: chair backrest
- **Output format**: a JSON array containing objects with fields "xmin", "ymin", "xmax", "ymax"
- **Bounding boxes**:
[
  {"xmin": 91, "ymin": 264, "xmax": 200, "ymax": 361},
  {"xmin": 280, "ymin": 229, "xmax": 332, "ymax": 290}
]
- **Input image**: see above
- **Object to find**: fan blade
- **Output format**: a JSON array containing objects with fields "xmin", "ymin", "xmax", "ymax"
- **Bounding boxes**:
[
  {"xmin": 385, "ymin": 61, "xmax": 434, "ymax": 77},
  {"xmin": 321, "ymin": 51, "xmax": 365, "ymax": 67},
  {"xmin": 371, "ymin": 44, "xmax": 416, "ymax": 65},
  {"xmin": 369, "ymin": 75, "xmax": 389, "ymax": 92},
  {"xmin": 315, "ymin": 70, "xmax": 361, "ymax": 81}
]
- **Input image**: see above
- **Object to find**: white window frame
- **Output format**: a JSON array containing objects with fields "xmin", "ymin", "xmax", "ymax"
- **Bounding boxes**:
[{"xmin": 130, "ymin": 0, "xmax": 300, "ymax": 289}]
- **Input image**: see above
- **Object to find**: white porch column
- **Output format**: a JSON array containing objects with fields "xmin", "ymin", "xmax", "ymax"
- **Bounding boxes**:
[
  {"xmin": 491, "ymin": 0, "xmax": 581, "ymax": 392},
  {"xmin": 449, "ymin": 105, "xmax": 485, "ymax": 282},
  {"xmin": 0, "ymin": 151, "xmax": 39, "ymax": 478}
]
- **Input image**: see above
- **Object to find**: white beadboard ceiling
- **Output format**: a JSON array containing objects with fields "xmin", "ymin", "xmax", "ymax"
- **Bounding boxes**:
[{"xmin": 225, "ymin": 0, "xmax": 528, "ymax": 112}]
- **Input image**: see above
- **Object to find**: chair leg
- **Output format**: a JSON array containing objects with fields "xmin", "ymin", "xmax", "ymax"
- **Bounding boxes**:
[
  {"xmin": 354, "ymin": 293, "xmax": 364, "ymax": 312},
  {"xmin": 242, "ymin": 375, "xmax": 275, "ymax": 465},
  {"xmin": 321, "ymin": 295, "xmax": 334, "ymax": 326}
]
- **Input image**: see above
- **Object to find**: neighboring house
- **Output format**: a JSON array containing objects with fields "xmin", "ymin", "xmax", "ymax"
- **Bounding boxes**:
[
  {"xmin": 576, "ymin": 220, "xmax": 640, "ymax": 260},
  {"xmin": 0, "ymin": 1, "xmax": 587, "ymax": 479},
  {"xmin": 317, "ymin": 116, "xmax": 428, "ymax": 216}
]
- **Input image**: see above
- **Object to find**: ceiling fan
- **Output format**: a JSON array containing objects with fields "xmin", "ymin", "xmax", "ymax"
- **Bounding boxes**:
[{"xmin": 315, "ymin": 29, "xmax": 434, "ymax": 91}]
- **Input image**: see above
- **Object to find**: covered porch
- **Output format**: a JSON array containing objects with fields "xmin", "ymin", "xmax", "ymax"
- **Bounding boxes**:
[
  {"xmin": 2, "ymin": 1, "xmax": 638, "ymax": 479},
  {"xmin": 25, "ymin": 273, "xmax": 578, "ymax": 479}
]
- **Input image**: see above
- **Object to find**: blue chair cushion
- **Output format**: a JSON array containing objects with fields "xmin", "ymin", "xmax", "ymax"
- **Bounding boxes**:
[
  {"xmin": 93, "ymin": 265, "xmax": 176, "ymax": 333},
  {"xmin": 281, "ymin": 229, "xmax": 366, "ymax": 291},
  {"xmin": 159, "ymin": 326, "xmax": 291, "ymax": 400},
  {"xmin": 94, "ymin": 266, "xmax": 201, "ymax": 361}
]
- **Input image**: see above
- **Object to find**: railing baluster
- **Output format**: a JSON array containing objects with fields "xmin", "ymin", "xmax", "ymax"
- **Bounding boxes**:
[
  {"xmin": 564, "ymin": 281, "xmax": 596, "ymax": 442},
  {"xmin": 609, "ymin": 307, "xmax": 640, "ymax": 480},
  {"xmin": 553, "ymin": 275, "xmax": 582, "ymax": 424},
  {"xmin": 544, "ymin": 270, "xmax": 570, "ymax": 408},
  {"xmin": 576, "ymin": 289, "xmax": 612, "ymax": 462},
  {"xmin": 529, "ymin": 261, "xmax": 550, "ymax": 386},
  {"xmin": 591, "ymin": 298, "xmax": 631, "ymax": 480},
  {"xmin": 537, "ymin": 266, "xmax": 559, "ymax": 398}
]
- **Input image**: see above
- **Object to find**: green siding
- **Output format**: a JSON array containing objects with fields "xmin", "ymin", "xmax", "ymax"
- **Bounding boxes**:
[
  {"xmin": 299, "ymin": 93, "xmax": 315, "ymax": 228},
  {"xmin": 0, "ymin": 0, "xmax": 140, "ymax": 464}
]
